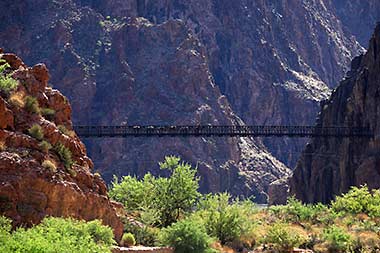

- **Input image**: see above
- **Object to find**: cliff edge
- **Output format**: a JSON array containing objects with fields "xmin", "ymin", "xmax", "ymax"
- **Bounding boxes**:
[
  {"xmin": 290, "ymin": 24, "xmax": 380, "ymax": 203},
  {"xmin": 0, "ymin": 50, "xmax": 124, "ymax": 240}
]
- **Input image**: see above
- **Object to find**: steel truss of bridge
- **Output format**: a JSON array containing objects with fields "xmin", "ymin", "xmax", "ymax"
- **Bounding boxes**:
[{"xmin": 73, "ymin": 125, "xmax": 373, "ymax": 138}]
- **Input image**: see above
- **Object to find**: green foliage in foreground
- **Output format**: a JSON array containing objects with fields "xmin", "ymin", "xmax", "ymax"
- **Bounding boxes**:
[
  {"xmin": 0, "ymin": 60, "xmax": 18, "ymax": 94},
  {"xmin": 0, "ymin": 216, "xmax": 115, "ymax": 253},
  {"xmin": 121, "ymin": 232, "xmax": 136, "ymax": 247},
  {"xmin": 322, "ymin": 226, "xmax": 353, "ymax": 252},
  {"xmin": 110, "ymin": 156, "xmax": 201, "ymax": 227},
  {"xmin": 332, "ymin": 185, "xmax": 380, "ymax": 217},
  {"xmin": 110, "ymin": 156, "xmax": 380, "ymax": 253},
  {"xmin": 269, "ymin": 197, "xmax": 335, "ymax": 225},
  {"xmin": 159, "ymin": 218, "xmax": 216, "ymax": 253},
  {"xmin": 194, "ymin": 193, "xmax": 256, "ymax": 245},
  {"xmin": 262, "ymin": 223, "xmax": 305, "ymax": 251}
]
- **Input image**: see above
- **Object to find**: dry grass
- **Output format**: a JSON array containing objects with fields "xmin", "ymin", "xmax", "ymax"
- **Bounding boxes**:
[
  {"xmin": 0, "ymin": 141, "xmax": 6, "ymax": 151},
  {"xmin": 9, "ymin": 91, "xmax": 25, "ymax": 108},
  {"xmin": 42, "ymin": 159, "xmax": 57, "ymax": 173}
]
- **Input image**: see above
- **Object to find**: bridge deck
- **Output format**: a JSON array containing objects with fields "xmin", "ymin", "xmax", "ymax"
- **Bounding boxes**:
[{"xmin": 73, "ymin": 125, "xmax": 373, "ymax": 138}]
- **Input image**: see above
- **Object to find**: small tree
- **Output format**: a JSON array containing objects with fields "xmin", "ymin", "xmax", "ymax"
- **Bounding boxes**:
[
  {"xmin": 109, "ymin": 156, "xmax": 200, "ymax": 227},
  {"xmin": 154, "ymin": 156, "xmax": 201, "ymax": 227}
]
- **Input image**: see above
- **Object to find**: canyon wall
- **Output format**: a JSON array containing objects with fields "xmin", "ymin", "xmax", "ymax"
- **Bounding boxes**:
[
  {"xmin": 0, "ymin": 51, "xmax": 124, "ymax": 240},
  {"xmin": 0, "ymin": 0, "xmax": 372, "ymax": 202},
  {"xmin": 290, "ymin": 24, "xmax": 380, "ymax": 203}
]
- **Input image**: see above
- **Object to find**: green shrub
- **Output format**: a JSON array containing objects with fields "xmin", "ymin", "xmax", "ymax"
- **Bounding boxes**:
[
  {"xmin": 67, "ymin": 167, "xmax": 77, "ymax": 177},
  {"xmin": 269, "ymin": 197, "xmax": 332, "ymax": 224},
  {"xmin": 110, "ymin": 156, "xmax": 200, "ymax": 227},
  {"xmin": 331, "ymin": 185, "xmax": 380, "ymax": 217},
  {"xmin": 109, "ymin": 174, "xmax": 154, "ymax": 212},
  {"xmin": 54, "ymin": 142, "xmax": 74, "ymax": 169},
  {"xmin": 28, "ymin": 124, "xmax": 44, "ymax": 140},
  {"xmin": 41, "ymin": 108, "xmax": 55, "ymax": 120},
  {"xmin": 322, "ymin": 226, "xmax": 353, "ymax": 252},
  {"xmin": 25, "ymin": 96, "xmax": 40, "ymax": 114},
  {"xmin": 42, "ymin": 159, "xmax": 57, "ymax": 173},
  {"xmin": 159, "ymin": 218, "xmax": 215, "ymax": 253},
  {"xmin": 121, "ymin": 232, "xmax": 136, "ymax": 247},
  {"xmin": 123, "ymin": 219, "xmax": 160, "ymax": 246},
  {"xmin": 195, "ymin": 193, "xmax": 256, "ymax": 245},
  {"xmin": 39, "ymin": 140, "xmax": 52, "ymax": 153},
  {"xmin": 0, "ymin": 60, "xmax": 18, "ymax": 94},
  {"xmin": 262, "ymin": 223, "xmax": 305, "ymax": 251},
  {"xmin": 0, "ymin": 216, "xmax": 115, "ymax": 253},
  {"xmin": 58, "ymin": 125, "xmax": 75, "ymax": 137}
]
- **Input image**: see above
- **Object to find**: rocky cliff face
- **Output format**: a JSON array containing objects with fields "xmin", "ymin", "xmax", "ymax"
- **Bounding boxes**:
[
  {"xmin": 76, "ymin": 0, "xmax": 364, "ymax": 167},
  {"xmin": 0, "ymin": 51, "xmax": 124, "ymax": 240},
  {"xmin": 290, "ymin": 24, "xmax": 380, "ymax": 203},
  {"xmin": 329, "ymin": 0, "xmax": 380, "ymax": 46},
  {"xmin": 0, "ymin": 0, "xmax": 367, "ymax": 201}
]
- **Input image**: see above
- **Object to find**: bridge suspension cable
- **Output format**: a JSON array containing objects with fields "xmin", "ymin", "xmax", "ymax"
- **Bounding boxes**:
[{"xmin": 73, "ymin": 125, "xmax": 373, "ymax": 138}]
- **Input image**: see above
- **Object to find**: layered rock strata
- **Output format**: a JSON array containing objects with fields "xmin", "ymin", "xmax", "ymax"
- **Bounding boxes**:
[{"xmin": 0, "ymin": 51, "xmax": 124, "ymax": 240}]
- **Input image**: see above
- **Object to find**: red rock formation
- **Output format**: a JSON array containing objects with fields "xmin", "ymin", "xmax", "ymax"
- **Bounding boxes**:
[
  {"xmin": 290, "ymin": 24, "xmax": 380, "ymax": 203},
  {"xmin": 0, "ymin": 52, "xmax": 124, "ymax": 240}
]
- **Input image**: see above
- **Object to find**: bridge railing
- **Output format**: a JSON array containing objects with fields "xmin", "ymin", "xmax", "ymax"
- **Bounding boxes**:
[{"xmin": 72, "ymin": 125, "xmax": 373, "ymax": 138}]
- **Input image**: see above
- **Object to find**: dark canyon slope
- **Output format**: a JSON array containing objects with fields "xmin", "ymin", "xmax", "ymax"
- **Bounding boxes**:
[
  {"xmin": 329, "ymin": 0, "xmax": 380, "ymax": 46},
  {"xmin": 0, "ymin": 0, "xmax": 369, "ymax": 201},
  {"xmin": 290, "ymin": 24, "xmax": 380, "ymax": 203},
  {"xmin": 0, "ymin": 52, "xmax": 123, "ymax": 240},
  {"xmin": 76, "ymin": 0, "xmax": 364, "ymax": 167}
]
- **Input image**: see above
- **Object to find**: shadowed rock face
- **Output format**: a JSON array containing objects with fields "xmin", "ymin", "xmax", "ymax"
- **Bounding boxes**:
[
  {"xmin": 290, "ymin": 25, "xmax": 380, "ymax": 203},
  {"xmin": 329, "ymin": 0, "xmax": 380, "ymax": 46},
  {"xmin": 0, "ymin": 52, "xmax": 124, "ymax": 240},
  {"xmin": 0, "ymin": 0, "xmax": 367, "ymax": 201},
  {"xmin": 75, "ymin": 0, "xmax": 364, "ymax": 167}
]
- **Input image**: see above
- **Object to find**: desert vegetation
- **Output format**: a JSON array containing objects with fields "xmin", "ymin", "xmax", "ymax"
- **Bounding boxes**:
[
  {"xmin": 109, "ymin": 157, "xmax": 380, "ymax": 253},
  {"xmin": 0, "ymin": 216, "xmax": 115, "ymax": 252}
]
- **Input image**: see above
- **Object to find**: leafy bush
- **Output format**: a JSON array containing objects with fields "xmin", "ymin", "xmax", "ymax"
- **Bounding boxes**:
[
  {"xmin": 0, "ymin": 60, "xmax": 18, "ymax": 94},
  {"xmin": 41, "ymin": 108, "xmax": 55, "ymax": 120},
  {"xmin": 262, "ymin": 223, "xmax": 305, "ymax": 251},
  {"xmin": 331, "ymin": 185, "xmax": 380, "ymax": 217},
  {"xmin": 123, "ymin": 219, "xmax": 160, "ymax": 246},
  {"xmin": 0, "ymin": 216, "xmax": 115, "ymax": 253},
  {"xmin": 39, "ymin": 140, "xmax": 52, "ymax": 153},
  {"xmin": 195, "ymin": 193, "xmax": 256, "ymax": 245},
  {"xmin": 25, "ymin": 96, "xmax": 40, "ymax": 114},
  {"xmin": 269, "ymin": 197, "xmax": 332, "ymax": 224},
  {"xmin": 159, "ymin": 218, "xmax": 215, "ymax": 253},
  {"xmin": 110, "ymin": 156, "xmax": 200, "ymax": 227},
  {"xmin": 42, "ymin": 160, "xmax": 57, "ymax": 173},
  {"xmin": 54, "ymin": 142, "xmax": 74, "ymax": 169},
  {"xmin": 121, "ymin": 232, "xmax": 136, "ymax": 247},
  {"xmin": 110, "ymin": 174, "xmax": 155, "ymax": 213},
  {"xmin": 321, "ymin": 226, "xmax": 352, "ymax": 252},
  {"xmin": 28, "ymin": 124, "xmax": 44, "ymax": 140}
]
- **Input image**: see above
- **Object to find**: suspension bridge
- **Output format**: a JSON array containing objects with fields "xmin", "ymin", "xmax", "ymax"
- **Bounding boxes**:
[{"xmin": 73, "ymin": 125, "xmax": 373, "ymax": 138}]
